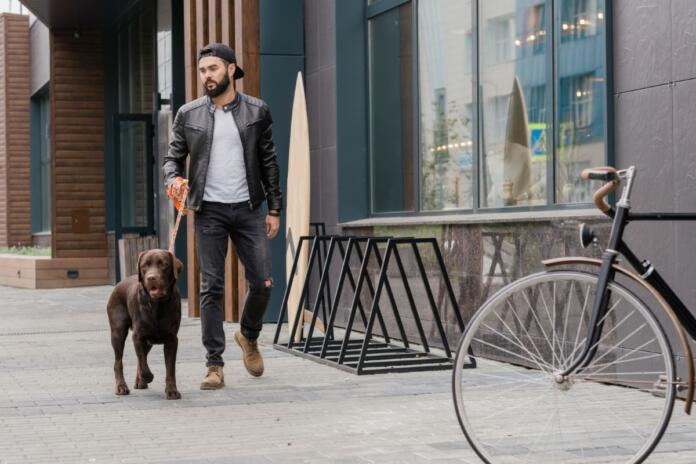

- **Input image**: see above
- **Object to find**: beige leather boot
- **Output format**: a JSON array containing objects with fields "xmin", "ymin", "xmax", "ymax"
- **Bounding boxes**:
[
  {"xmin": 234, "ymin": 330, "xmax": 264, "ymax": 377},
  {"xmin": 200, "ymin": 365, "xmax": 225, "ymax": 390}
]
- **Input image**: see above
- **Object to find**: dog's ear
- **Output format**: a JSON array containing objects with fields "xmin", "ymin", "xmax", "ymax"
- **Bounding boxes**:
[
  {"xmin": 169, "ymin": 251, "xmax": 184, "ymax": 279},
  {"xmin": 137, "ymin": 251, "xmax": 147, "ymax": 286}
]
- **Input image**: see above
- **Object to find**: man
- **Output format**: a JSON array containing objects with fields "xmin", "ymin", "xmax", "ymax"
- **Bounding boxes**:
[{"xmin": 163, "ymin": 43, "xmax": 282, "ymax": 390}]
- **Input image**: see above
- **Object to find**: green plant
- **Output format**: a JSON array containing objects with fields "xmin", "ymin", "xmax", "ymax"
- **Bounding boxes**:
[{"xmin": 0, "ymin": 246, "xmax": 51, "ymax": 256}]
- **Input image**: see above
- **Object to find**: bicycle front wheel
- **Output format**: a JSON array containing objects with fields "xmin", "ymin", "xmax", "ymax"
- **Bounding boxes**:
[{"xmin": 453, "ymin": 271, "xmax": 676, "ymax": 464}]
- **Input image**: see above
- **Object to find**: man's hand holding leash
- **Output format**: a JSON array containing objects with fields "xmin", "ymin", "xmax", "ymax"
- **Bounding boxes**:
[{"xmin": 167, "ymin": 177, "xmax": 189, "ymax": 214}]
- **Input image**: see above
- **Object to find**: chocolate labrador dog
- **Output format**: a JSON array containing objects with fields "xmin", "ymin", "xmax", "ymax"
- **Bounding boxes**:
[{"xmin": 107, "ymin": 249, "xmax": 184, "ymax": 400}]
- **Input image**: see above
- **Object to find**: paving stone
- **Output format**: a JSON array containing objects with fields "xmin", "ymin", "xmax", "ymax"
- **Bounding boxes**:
[{"xmin": 1, "ymin": 284, "xmax": 696, "ymax": 463}]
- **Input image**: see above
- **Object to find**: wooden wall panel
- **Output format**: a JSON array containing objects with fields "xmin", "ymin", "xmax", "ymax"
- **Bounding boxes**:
[
  {"xmin": 183, "ymin": 0, "xmax": 260, "ymax": 321},
  {"xmin": 0, "ymin": 17, "xmax": 5, "ymax": 247},
  {"xmin": 0, "ymin": 14, "xmax": 31, "ymax": 247},
  {"xmin": 208, "ymin": 0, "xmax": 223, "ymax": 44},
  {"xmin": 234, "ymin": 0, "xmax": 260, "ymax": 96},
  {"xmin": 50, "ymin": 30, "xmax": 107, "ymax": 259},
  {"xmin": 221, "ymin": 0, "xmax": 234, "ymax": 45}
]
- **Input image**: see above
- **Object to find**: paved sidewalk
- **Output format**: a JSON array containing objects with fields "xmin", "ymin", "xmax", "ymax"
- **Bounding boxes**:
[{"xmin": 1, "ymin": 285, "xmax": 696, "ymax": 463}]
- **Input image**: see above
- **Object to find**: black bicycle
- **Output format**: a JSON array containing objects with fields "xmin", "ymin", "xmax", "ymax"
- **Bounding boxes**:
[{"xmin": 452, "ymin": 166, "xmax": 696, "ymax": 463}]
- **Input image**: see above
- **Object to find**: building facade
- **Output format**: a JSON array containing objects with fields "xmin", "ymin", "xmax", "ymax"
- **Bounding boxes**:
[
  {"xmin": 305, "ymin": 0, "xmax": 696, "ymax": 357},
  {"xmin": 2, "ymin": 1, "xmax": 695, "ymax": 347},
  {"xmin": 9, "ymin": 0, "xmax": 303, "ymax": 317}
]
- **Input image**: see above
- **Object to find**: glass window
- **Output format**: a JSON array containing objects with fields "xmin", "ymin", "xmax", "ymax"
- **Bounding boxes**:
[
  {"xmin": 119, "ymin": 120, "xmax": 151, "ymax": 228},
  {"xmin": 487, "ymin": 15, "xmax": 515, "ymax": 65},
  {"xmin": 0, "ymin": 0, "xmax": 27, "ymax": 15},
  {"xmin": 418, "ymin": 0, "xmax": 474, "ymax": 211},
  {"xmin": 368, "ymin": 2, "xmax": 416, "ymax": 213},
  {"xmin": 366, "ymin": 0, "xmax": 607, "ymax": 214},
  {"xmin": 157, "ymin": 0, "xmax": 173, "ymax": 103},
  {"xmin": 115, "ymin": 3, "xmax": 156, "ymax": 232},
  {"xmin": 479, "ymin": 1, "xmax": 550, "ymax": 208},
  {"xmin": 118, "ymin": 5, "xmax": 155, "ymax": 113},
  {"xmin": 523, "ymin": 3, "xmax": 547, "ymax": 55},
  {"xmin": 31, "ymin": 91, "xmax": 51, "ymax": 234},
  {"xmin": 556, "ymin": 0, "xmax": 606, "ymax": 204},
  {"xmin": 39, "ymin": 93, "xmax": 50, "ymax": 232},
  {"xmin": 561, "ymin": 0, "xmax": 600, "ymax": 41}
]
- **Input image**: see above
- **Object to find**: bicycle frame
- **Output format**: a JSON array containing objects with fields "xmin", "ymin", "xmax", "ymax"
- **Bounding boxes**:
[{"xmin": 561, "ymin": 167, "xmax": 696, "ymax": 378}]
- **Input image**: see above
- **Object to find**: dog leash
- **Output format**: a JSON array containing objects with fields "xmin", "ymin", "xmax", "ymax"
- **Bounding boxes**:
[{"xmin": 168, "ymin": 182, "xmax": 189, "ymax": 255}]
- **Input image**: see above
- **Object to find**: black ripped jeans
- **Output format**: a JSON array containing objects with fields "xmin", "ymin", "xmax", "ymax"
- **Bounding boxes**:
[{"xmin": 195, "ymin": 201, "xmax": 272, "ymax": 367}]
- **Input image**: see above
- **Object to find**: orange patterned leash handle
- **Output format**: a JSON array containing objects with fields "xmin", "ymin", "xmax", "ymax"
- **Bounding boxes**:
[{"xmin": 168, "ymin": 180, "xmax": 189, "ymax": 255}]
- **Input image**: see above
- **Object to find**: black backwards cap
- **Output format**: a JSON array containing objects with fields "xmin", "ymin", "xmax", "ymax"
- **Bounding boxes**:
[{"xmin": 199, "ymin": 43, "xmax": 244, "ymax": 80}]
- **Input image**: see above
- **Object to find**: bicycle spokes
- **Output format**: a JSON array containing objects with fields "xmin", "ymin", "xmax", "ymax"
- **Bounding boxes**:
[{"xmin": 453, "ymin": 271, "xmax": 676, "ymax": 464}]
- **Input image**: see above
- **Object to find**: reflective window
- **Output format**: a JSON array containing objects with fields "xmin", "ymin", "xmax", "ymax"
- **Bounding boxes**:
[
  {"xmin": 556, "ymin": 0, "xmax": 606, "ymax": 204},
  {"xmin": 119, "ymin": 120, "xmax": 151, "ymax": 228},
  {"xmin": 561, "ymin": 0, "xmax": 602, "ymax": 41},
  {"xmin": 0, "ymin": 0, "xmax": 28, "ymax": 15},
  {"xmin": 418, "ymin": 0, "xmax": 474, "ymax": 211},
  {"xmin": 116, "ymin": 3, "xmax": 155, "ymax": 230},
  {"xmin": 366, "ymin": 0, "xmax": 607, "ymax": 213},
  {"xmin": 488, "ymin": 15, "xmax": 515, "ymax": 65},
  {"xmin": 479, "ymin": 1, "xmax": 550, "ymax": 208},
  {"xmin": 118, "ymin": 4, "xmax": 155, "ymax": 113}
]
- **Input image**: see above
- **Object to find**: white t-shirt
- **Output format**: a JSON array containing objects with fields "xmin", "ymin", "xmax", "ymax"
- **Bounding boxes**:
[{"xmin": 202, "ymin": 107, "xmax": 250, "ymax": 203}]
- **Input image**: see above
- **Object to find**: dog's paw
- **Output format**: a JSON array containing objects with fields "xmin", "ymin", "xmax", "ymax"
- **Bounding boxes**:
[
  {"xmin": 165, "ymin": 389, "xmax": 182, "ymax": 400},
  {"xmin": 134, "ymin": 378, "xmax": 149, "ymax": 389},
  {"xmin": 115, "ymin": 383, "xmax": 130, "ymax": 395}
]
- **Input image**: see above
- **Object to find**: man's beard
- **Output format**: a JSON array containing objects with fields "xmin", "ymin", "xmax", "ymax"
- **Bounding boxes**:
[{"xmin": 205, "ymin": 73, "xmax": 230, "ymax": 97}]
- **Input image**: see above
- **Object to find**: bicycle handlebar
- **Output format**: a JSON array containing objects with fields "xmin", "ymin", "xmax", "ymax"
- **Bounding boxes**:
[{"xmin": 581, "ymin": 166, "xmax": 619, "ymax": 215}]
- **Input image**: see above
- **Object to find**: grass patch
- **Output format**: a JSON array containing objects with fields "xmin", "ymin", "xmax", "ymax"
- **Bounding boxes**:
[{"xmin": 0, "ymin": 246, "xmax": 51, "ymax": 256}]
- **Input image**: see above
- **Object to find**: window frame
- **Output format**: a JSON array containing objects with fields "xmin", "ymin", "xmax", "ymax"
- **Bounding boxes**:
[{"xmin": 366, "ymin": 0, "xmax": 613, "ymax": 218}]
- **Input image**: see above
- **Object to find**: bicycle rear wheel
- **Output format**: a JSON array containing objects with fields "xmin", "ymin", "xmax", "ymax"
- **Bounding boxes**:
[{"xmin": 453, "ymin": 271, "xmax": 676, "ymax": 464}]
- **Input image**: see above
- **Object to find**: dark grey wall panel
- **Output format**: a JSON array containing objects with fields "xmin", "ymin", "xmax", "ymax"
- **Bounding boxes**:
[
  {"xmin": 318, "ymin": 64, "xmax": 337, "ymax": 154},
  {"xmin": 335, "ymin": 0, "xmax": 368, "ymax": 222},
  {"xmin": 306, "ymin": 71, "xmax": 320, "ymax": 154},
  {"xmin": 259, "ymin": 0, "xmax": 304, "ymax": 55},
  {"xmin": 673, "ymin": 220, "xmax": 696, "ymax": 319},
  {"xmin": 614, "ymin": 85, "xmax": 677, "ymax": 317},
  {"xmin": 614, "ymin": 0, "xmax": 672, "ymax": 93},
  {"xmin": 614, "ymin": 85, "xmax": 674, "ymax": 211},
  {"xmin": 305, "ymin": 0, "xmax": 338, "ymax": 232},
  {"xmin": 672, "ymin": 0, "xmax": 696, "ymax": 81},
  {"xmin": 613, "ymin": 1, "xmax": 696, "ymax": 342},
  {"xmin": 305, "ymin": 0, "xmax": 319, "ymax": 69},
  {"xmin": 260, "ymin": 54, "xmax": 304, "ymax": 322},
  {"xmin": 671, "ymin": 79, "xmax": 696, "ymax": 311},
  {"xmin": 317, "ymin": 0, "xmax": 335, "ymax": 73},
  {"xmin": 260, "ymin": 55, "xmax": 305, "ymax": 198},
  {"xmin": 319, "ymin": 146, "xmax": 337, "ymax": 227},
  {"xmin": 673, "ymin": 79, "xmax": 696, "ymax": 210}
]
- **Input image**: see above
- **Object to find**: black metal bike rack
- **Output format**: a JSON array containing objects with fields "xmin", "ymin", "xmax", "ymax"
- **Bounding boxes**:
[{"xmin": 274, "ymin": 232, "xmax": 472, "ymax": 375}]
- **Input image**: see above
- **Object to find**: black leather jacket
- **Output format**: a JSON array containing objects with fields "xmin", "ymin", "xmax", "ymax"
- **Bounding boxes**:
[{"xmin": 163, "ymin": 92, "xmax": 282, "ymax": 212}]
